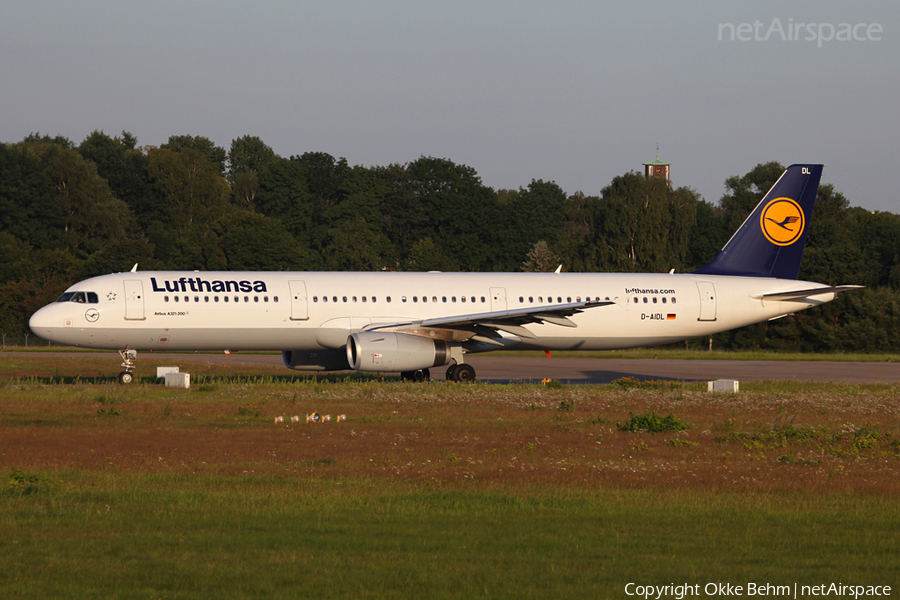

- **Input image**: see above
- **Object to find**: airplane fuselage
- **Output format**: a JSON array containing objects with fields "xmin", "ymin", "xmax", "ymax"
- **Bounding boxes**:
[{"xmin": 30, "ymin": 270, "xmax": 833, "ymax": 353}]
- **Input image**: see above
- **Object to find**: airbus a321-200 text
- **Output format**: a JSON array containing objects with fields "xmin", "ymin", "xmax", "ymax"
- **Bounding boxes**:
[{"xmin": 30, "ymin": 164, "xmax": 860, "ymax": 383}]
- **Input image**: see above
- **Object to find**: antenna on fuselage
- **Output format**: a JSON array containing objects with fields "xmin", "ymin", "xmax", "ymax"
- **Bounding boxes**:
[{"xmin": 130, "ymin": 263, "xmax": 138, "ymax": 272}]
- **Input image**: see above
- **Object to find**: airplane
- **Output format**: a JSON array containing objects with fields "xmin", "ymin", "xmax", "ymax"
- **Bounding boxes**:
[{"xmin": 29, "ymin": 164, "xmax": 861, "ymax": 384}]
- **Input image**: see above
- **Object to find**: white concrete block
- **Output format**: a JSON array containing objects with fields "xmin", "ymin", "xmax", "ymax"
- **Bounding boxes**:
[
  {"xmin": 708, "ymin": 379, "xmax": 739, "ymax": 393},
  {"xmin": 165, "ymin": 372, "xmax": 190, "ymax": 389},
  {"xmin": 157, "ymin": 366, "xmax": 180, "ymax": 379}
]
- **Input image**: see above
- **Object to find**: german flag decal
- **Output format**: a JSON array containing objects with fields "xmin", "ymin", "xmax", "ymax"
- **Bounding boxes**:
[{"xmin": 667, "ymin": 314, "xmax": 676, "ymax": 320}]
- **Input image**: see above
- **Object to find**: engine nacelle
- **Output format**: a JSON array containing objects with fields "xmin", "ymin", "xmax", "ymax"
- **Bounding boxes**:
[
  {"xmin": 282, "ymin": 349, "xmax": 350, "ymax": 371},
  {"xmin": 346, "ymin": 331, "xmax": 451, "ymax": 372}
]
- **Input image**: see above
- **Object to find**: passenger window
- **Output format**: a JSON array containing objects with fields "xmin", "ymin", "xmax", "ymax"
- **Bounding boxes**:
[
  {"xmin": 215, "ymin": 297, "xmax": 220, "ymax": 303},
  {"xmin": 195, "ymin": 296, "xmax": 199, "ymax": 302},
  {"xmin": 442, "ymin": 296, "xmax": 447, "ymax": 302},
  {"xmin": 671, "ymin": 298, "xmax": 677, "ymax": 304},
  {"xmin": 481, "ymin": 297, "xmax": 485, "ymax": 303},
  {"xmin": 175, "ymin": 296, "xmax": 180, "ymax": 303},
  {"xmin": 402, "ymin": 296, "xmax": 407, "ymax": 303},
  {"xmin": 519, "ymin": 297, "xmax": 524, "ymax": 303},
  {"xmin": 422, "ymin": 296, "xmax": 426, "ymax": 303},
  {"xmin": 528, "ymin": 296, "xmax": 533, "ymax": 303},
  {"xmin": 343, "ymin": 296, "xmax": 348, "ymax": 302},
  {"xmin": 386, "ymin": 296, "xmax": 391, "ymax": 302},
  {"xmin": 362, "ymin": 296, "xmax": 367, "ymax": 303},
  {"xmin": 224, "ymin": 297, "xmax": 229, "ymax": 302},
  {"xmin": 461, "ymin": 296, "xmax": 466, "ymax": 303},
  {"xmin": 413, "ymin": 296, "xmax": 418, "ymax": 302},
  {"xmin": 653, "ymin": 297, "xmax": 657, "ymax": 303},
  {"xmin": 254, "ymin": 297, "xmax": 259, "ymax": 302},
  {"xmin": 205, "ymin": 296, "xmax": 209, "ymax": 302},
  {"xmin": 313, "ymin": 296, "xmax": 318, "ymax": 302},
  {"xmin": 353, "ymin": 296, "xmax": 357, "ymax": 302},
  {"xmin": 567, "ymin": 297, "xmax": 572, "ymax": 303},
  {"xmin": 164, "ymin": 296, "xmax": 169, "ymax": 302},
  {"xmin": 432, "ymin": 296, "xmax": 437, "ymax": 303},
  {"xmin": 643, "ymin": 297, "xmax": 648, "ymax": 303},
  {"xmin": 452, "ymin": 297, "xmax": 457, "ymax": 303},
  {"xmin": 372, "ymin": 296, "xmax": 377, "ymax": 302},
  {"xmin": 274, "ymin": 296, "xmax": 279, "ymax": 302}
]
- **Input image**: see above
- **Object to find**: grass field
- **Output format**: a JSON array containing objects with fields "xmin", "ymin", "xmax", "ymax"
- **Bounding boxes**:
[
  {"xmin": 3, "ymin": 344, "xmax": 897, "ymax": 362},
  {"xmin": 2, "ymin": 355, "xmax": 898, "ymax": 598}
]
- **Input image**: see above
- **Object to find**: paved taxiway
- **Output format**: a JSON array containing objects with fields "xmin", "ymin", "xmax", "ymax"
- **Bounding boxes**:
[{"xmin": 19, "ymin": 352, "xmax": 896, "ymax": 384}]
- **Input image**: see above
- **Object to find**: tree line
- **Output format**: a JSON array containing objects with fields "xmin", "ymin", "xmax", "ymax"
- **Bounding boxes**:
[{"xmin": 1, "ymin": 131, "xmax": 898, "ymax": 351}]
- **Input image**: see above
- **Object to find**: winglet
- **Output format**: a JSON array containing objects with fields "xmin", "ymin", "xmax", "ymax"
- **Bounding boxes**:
[{"xmin": 693, "ymin": 164, "xmax": 822, "ymax": 279}]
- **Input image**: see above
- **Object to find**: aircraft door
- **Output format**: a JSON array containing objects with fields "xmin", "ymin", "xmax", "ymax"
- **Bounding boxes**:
[
  {"xmin": 490, "ymin": 287, "xmax": 507, "ymax": 312},
  {"xmin": 696, "ymin": 281, "xmax": 717, "ymax": 321},
  {"xmin": 124, "ymin": 280, "xmax": 145, "ymax": 321},
  {"xmin": 289, "ymin": 280, "xmax": 309, "ymax": 321}
]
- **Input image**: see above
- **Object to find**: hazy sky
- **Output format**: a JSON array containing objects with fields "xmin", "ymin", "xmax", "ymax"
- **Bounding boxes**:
[{"xmin": 2, "ymin": 1, "xmax": 897, "ymax": 212}]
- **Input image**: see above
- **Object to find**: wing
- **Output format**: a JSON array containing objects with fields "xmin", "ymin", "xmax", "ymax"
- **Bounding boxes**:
[{"xmin": 367, "ymin": 300, "xmax": 613, "ymax": 346}]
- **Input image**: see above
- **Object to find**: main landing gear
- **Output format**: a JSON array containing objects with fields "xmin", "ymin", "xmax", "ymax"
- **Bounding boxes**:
[
  {"xmin": 118, "ymin": 348, "xmax": 136, "ymax": 384},
  {"xmin": 398, "ymin": 362, "xmax": 477, "ymax": 383},
  {"xmin": 400, "ymin": 368, "xmax": 431, "ymax": 382},
  {"xmin": 444, "ymin": 363, "xmax": 476, "ymax": 383}
]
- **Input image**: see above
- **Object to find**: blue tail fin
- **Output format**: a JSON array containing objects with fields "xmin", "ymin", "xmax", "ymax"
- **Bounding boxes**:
[{"xmin": 693, "ymin": 164, "xmax": 823, "ymax": 279}]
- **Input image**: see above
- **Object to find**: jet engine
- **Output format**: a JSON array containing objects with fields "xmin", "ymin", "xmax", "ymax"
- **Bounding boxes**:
[
  {"xmin": 346, "ymin": 331, "xmax": 451, "ymax": 372},
  {"xmin": 282, "ymin": 349, "xmax": 350, "ymax": 371}
]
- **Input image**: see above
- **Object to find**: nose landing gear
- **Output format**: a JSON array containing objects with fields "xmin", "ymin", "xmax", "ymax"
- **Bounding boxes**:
[{"xmin": 118, "ymin": 348, "xmax": 136, "ymax": 384}]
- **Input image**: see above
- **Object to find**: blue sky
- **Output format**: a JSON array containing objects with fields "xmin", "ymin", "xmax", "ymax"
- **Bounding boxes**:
[{"xmin": 2, "ymin": 1, "xmax": 897, "ymax": 212}]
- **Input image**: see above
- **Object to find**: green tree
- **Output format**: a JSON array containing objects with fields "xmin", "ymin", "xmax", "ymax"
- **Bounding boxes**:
[
  {"xmin": 227, "ymin": 135, "xmax": 278, "ymax": 211},
  {"xmin": 78, "ymin": 130, "xmax": 156, "ymax": 226},
  {"xmin": 146, "ymin": 147, "xmax": 232, "ymax": 228},
  {"xmin": 589, "ymin": 172, "xmax": 698, "ymax": 273},
  {"xmin": 521, "ymin": 240, "xmax": 560, "ymax": 272},
  {"xmin": 406, "ymin": 156, "xmax": 499, "ymax": 271},
  {"xmin": 0, "ymin": 143, "xmax": 60, "ymax": 249},
  {"xmin": 22, "ymin": 141, "xmax": 137, "ymax": 255},
  {"xmin": 216, "ymin": 211, "xmax": 308, "ymax": 270},
  {"xmin": 160, "ymin": 135, "xmax": 226, "ymax": 175}
]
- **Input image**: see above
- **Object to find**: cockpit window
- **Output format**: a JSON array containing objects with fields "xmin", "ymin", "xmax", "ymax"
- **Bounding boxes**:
[{"xmin": 56, "ymin": 291, "xmax": 99, "ymax": 304}]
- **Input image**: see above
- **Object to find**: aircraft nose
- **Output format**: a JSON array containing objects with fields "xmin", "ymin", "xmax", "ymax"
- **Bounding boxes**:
[{"xmin": 29, "ymin": 305, "xmax": 57, "ymax": 340}]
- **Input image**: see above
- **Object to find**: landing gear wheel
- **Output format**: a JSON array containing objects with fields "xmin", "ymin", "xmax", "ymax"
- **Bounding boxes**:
[
  {"xmin": 118, "ymin": 371, "xmax": 134, "ymax": 384},
  {"xmin": 401, "ymin": 369, "xmax": 431, "ymax": 382},
  {"xmin": 452, "ymin": 364, "xmax": 476, "ymax": 383},
  {"xmin": 445, "ymin": 364, "xmax": 458, "ymax": 381}
]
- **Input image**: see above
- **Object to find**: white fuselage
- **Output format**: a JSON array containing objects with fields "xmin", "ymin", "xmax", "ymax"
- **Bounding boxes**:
[{"xmin": 29, "ymin": 271, "xmax": 834, "ymax": 353}]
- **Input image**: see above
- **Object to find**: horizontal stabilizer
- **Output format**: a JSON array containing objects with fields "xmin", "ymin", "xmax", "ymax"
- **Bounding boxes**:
[{"xmin": 753, "ymin": 285, "xmax": 864, "ymax": 301}]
